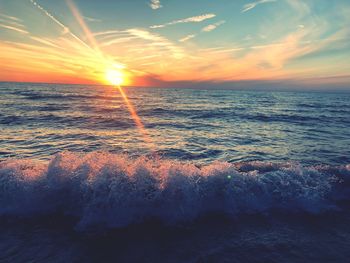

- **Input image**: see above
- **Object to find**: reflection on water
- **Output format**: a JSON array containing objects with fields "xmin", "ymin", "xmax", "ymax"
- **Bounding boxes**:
[{"xmin": 1, "ymin": 82, "xmax": 350, "ymax": 165}]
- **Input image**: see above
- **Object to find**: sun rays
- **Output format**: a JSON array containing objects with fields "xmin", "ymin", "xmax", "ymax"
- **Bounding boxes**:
[
  {"xmin": 0, "ymin": 0, "xmax": 349, "ymax": 86},
  {"xmin": 106, "ymin": 69, "xmax": 124, "ymax": 86},
  {"xmin": 26, "ymin": 0, "xmax": 153, "ymax": 148},
  {"xmin": 64, "ymin": 0, "xmax": 153, "ymax": 148}
]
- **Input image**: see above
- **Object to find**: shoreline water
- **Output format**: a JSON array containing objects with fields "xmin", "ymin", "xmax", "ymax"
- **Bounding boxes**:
[
  {"xmin": 1, "ymin": 208, "xmax": 350, "ymax": 262},
  {"xmin": 1, "ymin": 152, "xmax": 349, "ymax": 230},
  {"xmin": 1, "ymin": 83, "xmax": 350, "ymax": 262}
]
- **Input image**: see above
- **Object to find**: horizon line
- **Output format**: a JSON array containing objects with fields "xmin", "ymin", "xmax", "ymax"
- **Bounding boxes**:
[{"xmin": 1, "ymin": 79, "xmax": 350, "ymax": 93}]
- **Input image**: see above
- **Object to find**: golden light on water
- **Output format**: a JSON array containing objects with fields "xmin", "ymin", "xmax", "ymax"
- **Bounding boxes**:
[
  {"xmin": 31, "ymin": 0, "xmax": 153, "ymax": 150},
  {"xmin": 116, "ymin": 85, "xmax": 154, "ymax": 149},
  {"xmin": 105, "ymin": 68, "xmax": 154, "ymax": 150}
]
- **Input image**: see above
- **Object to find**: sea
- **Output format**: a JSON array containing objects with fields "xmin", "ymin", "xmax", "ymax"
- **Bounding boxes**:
[{"xmin": 0, "ymin": 82, "xmax": 350, "ymax": 262}]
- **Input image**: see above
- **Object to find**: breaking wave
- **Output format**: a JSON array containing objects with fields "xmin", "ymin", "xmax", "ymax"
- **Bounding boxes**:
[{"xmin": 0, "ymin": 152, "xmax": 349, "ymax": 230}]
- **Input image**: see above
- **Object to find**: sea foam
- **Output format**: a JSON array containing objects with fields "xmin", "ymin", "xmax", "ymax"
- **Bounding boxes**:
[{"xmin": 0, "ymin": 152, "xmax": 349, "ymax": 229}]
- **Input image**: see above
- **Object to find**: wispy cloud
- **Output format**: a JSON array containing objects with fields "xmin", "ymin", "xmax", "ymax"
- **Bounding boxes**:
[
  {"xmin": 178, "ymin": 20, "xmax": 225, "ymax": 42},
  {"xmin": 126, "ymin": 28, "xmax": 185, "ymax": 58},
  {"xmin": 179, "ymin": 34, "xmax": 196, "ymax": 42},
  {"xmin": 30, "ymin": 0, "xmax": 93, "ymax": 51},
  {"xmin": 201, "ymin": 20, "xmax": 225, "ymax": 32},
  {"xmin": 150, "ymin": 13, "xmax": 216, "ymax": 29},
  {"xmin": 0, "ymin": 18, "xmax": 25, "ymax": 28},
  {"xmin": 83, "ymin": 16, "xmax": 101, "ymax": 23},
  {"xmin": 93, "ymin": 30, "xmax": 124, "ymax": 37},
  {"xmin": 0, "ymin": 12, "xmax": 26, "ymax": 33},
  {"xmin": 149, "ymin": 0, "xmax": 162, "ymax": 10},
  {"xmin": 30, "ymin": 36, "xmax": 64, "ymax": 49},
  {"xmin": 2, "ymin": 0, "xmax": 349, "ymax": 86},
  {"xmin": 0, "ymin": 13, "xmax": 22, "ymax": 22},
  {"xmin": 100, "ymin": 36, "xmax": 138, "ymax": 47},
  {"xmin": 127, "ymin": 28, "xmax": 165, "ymax": 41},
  {"xmin": 0, "ymin": 24, "xmax": 28, "ymax": 34},
  {"xmin": 242, "ymin": 0, "xmax": 276, "ymax": 13}
]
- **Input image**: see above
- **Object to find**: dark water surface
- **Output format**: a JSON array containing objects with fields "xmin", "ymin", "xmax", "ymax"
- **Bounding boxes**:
[
  {"xmin": 1, "ymin": 82, "xmax": 350, "ymax": 164},
  {"xmin": 1, "ymin": 82, "xmax": 350, "ymax": 262}
]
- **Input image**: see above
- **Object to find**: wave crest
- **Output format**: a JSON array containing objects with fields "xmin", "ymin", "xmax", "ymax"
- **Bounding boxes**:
[{"xmin": 0, "ymin": 152, "xmax": 349, "ymax": 229}]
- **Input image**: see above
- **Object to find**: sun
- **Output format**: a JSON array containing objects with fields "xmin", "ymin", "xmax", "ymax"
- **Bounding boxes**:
[{"xmin": 106, "ymin": 69, "xmax": 124, "ymax": 86}]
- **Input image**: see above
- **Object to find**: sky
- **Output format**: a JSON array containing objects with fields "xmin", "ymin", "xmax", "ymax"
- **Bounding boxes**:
[{"xmin": 0, "ymin": 0, "xmax": 349, "ymax": 89}]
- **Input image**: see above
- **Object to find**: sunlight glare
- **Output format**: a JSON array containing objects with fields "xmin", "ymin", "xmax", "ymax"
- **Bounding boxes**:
[{"xmin": 106, "ymin": 69, "xmax": 124, "ymax": 86}]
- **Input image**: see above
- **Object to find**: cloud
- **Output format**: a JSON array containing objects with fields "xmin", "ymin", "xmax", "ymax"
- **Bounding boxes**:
[
  {"xmin": 0, "ymin": 13, "xmax": 22, "ymax": 22},
  {"xmin": 126, "ymin": 28, "xmax": 185, "ymax": 58},
  {"xmin": 0, "ymin": 24, "xmax": 28, "ymax": 34},
  {"xmin": 3, "ymin": 0, "xmax": 348, "ymax": 87},
  {"xmin": 149, "ymin": 0, "xmax": 162, "ymax": 10},
  {"xmin": 30, "ymin": 0, "xmax": 92, "ymax": 50},
  {"xmin": 150, "ymin": 13, "xmax": 216, "ymax": 29},
  {"xmin": 127, "ymin": 28, "xmax": 165, "ymax": 41},
  {"xmin": 0, "ymin": 18, "xmax": 25, "ymax": 29},
  {"xmin": 100, "ymin": 36, "xmax": 138, "ymax": 47},
  {"xmin": 201, "ymin": 20, "xmax": 225, "ymax": 32},
  {"xmin": 242, "ymin": 0, "xmax": 276, "ymax": 13},
  {"xmin": 178, "ymin": 20, "xmax": 225, "ymax": 42},
  {"xmin": 83, "ymin": 16, "xmax": 101, "ymax": 23},
  {"xmin": 93, "ymin": 30, "xmax": 124, "ymax": 37},
  {"xmin": 0, "ymin": 12, "xmax": 27, "ymax": 34},
  {"xmin": 0, "ymin": 12, "xmax": 26, "ymax": 32},
  {"xmin": 179, "ymin": 34, "xmax": 196, "ymax": 42},
  {"xmin": 30, "ymin": 36, "xmax": 62, "ymax": 48}
]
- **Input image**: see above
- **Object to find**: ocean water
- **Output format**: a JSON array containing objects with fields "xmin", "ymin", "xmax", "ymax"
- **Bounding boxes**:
[{"xmin": 1, "ymin": 82, "xmax": 350, "ymax": 262}]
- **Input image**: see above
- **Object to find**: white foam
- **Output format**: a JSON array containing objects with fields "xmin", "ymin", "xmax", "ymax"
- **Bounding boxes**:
[{"xmin": 0, "ymin": 152, "xmax": 349, "ymax": 229}]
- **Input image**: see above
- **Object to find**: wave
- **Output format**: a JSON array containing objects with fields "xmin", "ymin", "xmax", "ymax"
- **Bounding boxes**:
[
  {"xmin": 19, "ymin": 92, "xmax": 125, "ymax": 102},
  {"xmin": 0, "ymin": 152, "xmax": 349, "ymax": 230}
]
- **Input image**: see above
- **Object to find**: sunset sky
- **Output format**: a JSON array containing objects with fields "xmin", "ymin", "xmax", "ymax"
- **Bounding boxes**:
[{"xmin": 0, "ymin": 0, "xmax": 349, "ymax": 88}]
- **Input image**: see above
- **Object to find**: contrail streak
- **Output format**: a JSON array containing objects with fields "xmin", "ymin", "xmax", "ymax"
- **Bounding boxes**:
[
  {"xmin": 65, "ymin": 0, "xmax": 101, "ymax": 53},
  {"xmin": 30, "ymin": 0, "xmax": 154, "ymax": 150},
  {"xmin": 29, "ymin": 0, "xmax": 93, "ymax": 52}
]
